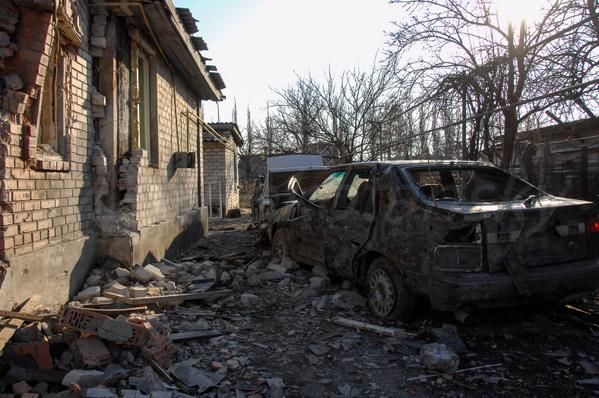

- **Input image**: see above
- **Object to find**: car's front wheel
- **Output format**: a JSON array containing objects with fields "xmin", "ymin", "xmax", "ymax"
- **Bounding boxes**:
[{"xmin": 366, "ymin": 257, "xmax": 416, "ymax": 321}]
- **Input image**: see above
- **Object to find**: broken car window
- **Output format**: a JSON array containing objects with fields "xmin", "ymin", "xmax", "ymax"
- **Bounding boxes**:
[
  {"xmin": 409, "ymin": 167, "xmax": 541, "ymax": 202},
  {"xmin": 309, "ymin": 170, "xmax": 347, "ymax": 205},
  {"xmin": 338, "ymin": 169, "xmax": 372, "ymax": 213}
]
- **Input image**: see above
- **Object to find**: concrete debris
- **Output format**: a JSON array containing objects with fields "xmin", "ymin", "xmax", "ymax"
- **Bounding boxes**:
[
  {"xmin": 266, "ymin": 262, "xmax": 287, "ymax": 274},
  {"xmin": 169, "ymin": 360, "xmax": 225, "ymax": 392},
  {"xmin": 71, "ymin": 337, "xmax": 111, "ymax": 369},
  {"xmin": 308, "ymin": 343, "xmax": 331, "ymax": 356},
  {"xmin": 266, "ymin": 377, "xmax": 285, "ymax": 398},
  {"xmin": 419, "ymin": 343, "xmax": 460, "ymax": 373},
  {"xmin": 128, "ymin": 366, "xmax": 167, "ymax": 394},
  {"xmin": 85, "ymin": 387, "xmax": 117, "ymax": 398},
  {"xmin": 330, "ymin": 290, "xmax": 367, "ymax": 309},
  {"xmin": 429, "ymin": 324, "xmax": 468, "ymax": 354},
  {"xmin": 279, "ymin": 256, "xmax": 299, "ymax": 270},
  {"xmin": 312, "ymin": 264, "xmax": 328, "ymax": 277},
  {"xmin": 240, "ymin": 293, "xmax": 261, "ymax": 306},
  {"xmin": 12, "ymin": 381, "xmax": 31, "ymax": 395},
  {"xmin": 114, "ymin": 267, "xmax": 130, "ymax": 278},
  {"xmin": 103, "ymin": 281, "xmax": 129, "ymax": 296},
  {"xmin": 62, "ymin": 369, "xmax": 104, "ymax": 388},
  {"xmin": 2, "ymin": 213, "xmax": 595, "ymax": 397},
  {"xmin": 259, "ymin": 270, "xmax": 288, "ymax": 281},
  {"xmin": 309, "ymin": 276, "xmax": 329, "ymax": 289},
  {"xmin": 86, "ymin": 274, "xmax": 103, "ymax": 286},
  {"xmin": 338, "ymin": 384, "xmax": 361, "ymax": 398},
  {"xmin": 76, "ymin": 286, "xmax": 101, "ymax": 302},
  {"xmin": 131, "ymin": 266, "xmax": 153, "ymax": 283},
  {"xmin": 144, "ymin": 264, "xmax": 166, "ymax": 282},
  {"xmin": 246, "ymin": 274, "xmax": 263, "ymax": 287}
]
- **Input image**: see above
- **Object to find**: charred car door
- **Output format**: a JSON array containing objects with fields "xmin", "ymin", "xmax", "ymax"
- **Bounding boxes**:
[
  {"xmin": 323, "ymin": 166, "xmax": 376, "ymax": 278},
  {"xmin": 289, "ymin": 169, "xmax": 348, "ymax": 266}
]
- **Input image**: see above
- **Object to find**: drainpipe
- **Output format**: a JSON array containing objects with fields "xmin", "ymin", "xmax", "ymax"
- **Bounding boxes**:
[{"xmin": 197, "ymin": 99, "xmax": 203, "ymax": 207}]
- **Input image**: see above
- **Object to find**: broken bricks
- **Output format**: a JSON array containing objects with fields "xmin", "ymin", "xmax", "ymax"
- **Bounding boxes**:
[
  {"xmin": 57, "ymin": 306, "xmax": 176, "ymax": 367},
  {"xmin": 72, "ymin": 337, "xmax": 111, "ymax": 369}
]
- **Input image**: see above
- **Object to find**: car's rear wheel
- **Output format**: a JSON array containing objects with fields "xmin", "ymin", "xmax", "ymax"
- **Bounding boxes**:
[
  {"xmin": 271, "ymin": 228, "xmax": 289, "ymax": 258},
  {"xmin": 366, "ymin": 257, "xmax": 416, "ymax": 321}
]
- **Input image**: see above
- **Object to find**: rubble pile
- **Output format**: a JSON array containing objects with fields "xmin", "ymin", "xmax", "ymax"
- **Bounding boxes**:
[{"xmin": 0, "ymin": 216, "xmax": 598, "ymax": 397}]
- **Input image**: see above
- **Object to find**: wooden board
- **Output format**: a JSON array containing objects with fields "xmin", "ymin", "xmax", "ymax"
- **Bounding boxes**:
[
  {"xmin": 0, "ymin": 295, "xmax": 41, "ymax": 354},
  {"xmin": 103, "ymin": 290, "xmax": 232, "ymax": 305}
]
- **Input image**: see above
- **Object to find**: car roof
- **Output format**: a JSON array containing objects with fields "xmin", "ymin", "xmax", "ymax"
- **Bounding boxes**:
[{"xmin": 327, "ymin": 160, "xmax": 497, "ymax": 170}]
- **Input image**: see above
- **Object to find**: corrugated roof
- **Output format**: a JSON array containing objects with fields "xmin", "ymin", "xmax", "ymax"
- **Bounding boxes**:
[
  {"xmin": 209, "ymin": 72, "xmax": 226, "ymax": 90},
  {"xmin": 175, "ymin": 7, "xmax": 198, "ymax": 34},
  {"xmin": 191, "ymin": 36, "xmax": 208, "ymax": 51}
]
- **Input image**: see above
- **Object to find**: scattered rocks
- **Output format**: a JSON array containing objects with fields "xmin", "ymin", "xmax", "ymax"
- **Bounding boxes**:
[
  {"xmin": 76, "ymin": 286, "xmax": 101, "ymax": 301},
  {"xmin": 247, "ymin": 274, "xmax": 263, "ymax": 287},
  {"xmin": 309, "ymin": 276, "xmax": 329, "ymax": 289},
  {"xmin": 240, "ymin": 293, "xmax": 261, "ymax": 306},
  {"xmin": 86, "ymin": 274, "xmax": 103, "ymax": 286},
  {"xmin": 330, "ymin": 290, "xmax": 366, "ymax": 309},
  {"xmin": 308, "ymin": 343, "xmax": 331, "ymax": 356},
  {"xmin": 143, "ymin": 264, "xmax": 165, "ymax": 282},
  {"xmin": 312, "ymin": 264, "xmax": 328, "ymax": 277},
  {"xmin": 71, "ymin": 337, "xmax": 111, "ymax": 369},
  {"xmin": 429, "ymin": 324, "xmax": 468, "ymax": 354},
  {"xmin": 103, "ymin": 281, "xmax": 129, "ymax": 296},
  {"xmin": 12, "ymin": 381, "xmax": 31, "ymax": 395},
  {"xmin": 114, "ymin": 267, "xmax": 130, "ymax": 278},
  {"xmin": 62, "ymin": 369, "xmax": 104, "ymax": 388},
  {"xmin": 131, "ymin": 266, "xmax": 153, "ymax": 283},
  {"xmin": 259, "ymin": 271, "xmax": 288, "ymax": 281},
  {"xmin": 419, "ymin": 343, "xmax": 460, "ymax": 373}
]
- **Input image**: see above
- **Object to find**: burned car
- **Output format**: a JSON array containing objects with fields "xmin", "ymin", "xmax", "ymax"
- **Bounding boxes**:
[{"xmin": 269, "ymin": 160, "xmax": 599, "ymax": 320}]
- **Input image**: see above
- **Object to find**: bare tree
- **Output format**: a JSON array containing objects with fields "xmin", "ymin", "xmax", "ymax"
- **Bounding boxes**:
[{"xmin": 387, "ymin": 0, "xmax": 599, "ymax": 168}]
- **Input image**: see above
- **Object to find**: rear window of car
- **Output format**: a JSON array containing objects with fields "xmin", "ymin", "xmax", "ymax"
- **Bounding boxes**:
[{"xmin": 408, "ymin": 166, "xmax": 542, "ymax": 202}]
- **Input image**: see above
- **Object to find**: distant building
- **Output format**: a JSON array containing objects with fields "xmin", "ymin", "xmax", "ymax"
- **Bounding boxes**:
[
  {"xmin": 494, "ymin": 118, "xmax": 599, "ymax": 201},
  {"xmin": 204, "ymin": 122, "xmax": 243, "ymax": 217}
]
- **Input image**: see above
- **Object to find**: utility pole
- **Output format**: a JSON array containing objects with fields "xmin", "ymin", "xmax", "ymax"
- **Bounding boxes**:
[
  {"xmin": 461, "ymin": 81, "xmax": 467, "ymax": 160},
  {"xmin": 266, "ymin": 102, "xmax": 273, "ymax": 155}
]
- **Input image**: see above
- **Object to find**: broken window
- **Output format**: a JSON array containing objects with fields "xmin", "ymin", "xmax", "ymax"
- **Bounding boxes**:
[
  {"xmin": 409, "ymin": 167, "xmax": 542, "ymax": 202},
  {"xmin": 39, "ymin": 43, "xmax": 67, "ymax": 158},
  {"xmin": 309, "ymin": 170, "xmax": 346, "ymax": 205},
  {"xmin": 337, "ymin": 169, "xmax": 373, "ymax": 213}
]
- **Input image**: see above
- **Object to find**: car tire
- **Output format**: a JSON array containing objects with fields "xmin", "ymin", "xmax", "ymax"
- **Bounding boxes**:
[
  {"xmin": 366, "ymin": 257, "xmax": 416, "ymax": 321},
  {"xmin": 271, "ymin": 228, "xmax": 289, "ymax": 258}
]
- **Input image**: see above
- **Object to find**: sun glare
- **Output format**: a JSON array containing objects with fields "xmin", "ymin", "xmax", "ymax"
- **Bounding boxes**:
[{"xmin": 493, "ymin": 0, "xmax": 548, "ymax": 27}]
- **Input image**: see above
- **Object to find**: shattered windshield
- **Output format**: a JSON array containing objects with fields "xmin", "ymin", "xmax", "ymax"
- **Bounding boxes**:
[{"xmin": 408, "ymin": 166, "xmax": 542, "ymax": 203}]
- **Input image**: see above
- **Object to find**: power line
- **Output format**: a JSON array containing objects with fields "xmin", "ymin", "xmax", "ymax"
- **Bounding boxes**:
[{"xmin": 377, "ymin": 77, "xmax": 599, "ymax": 156}]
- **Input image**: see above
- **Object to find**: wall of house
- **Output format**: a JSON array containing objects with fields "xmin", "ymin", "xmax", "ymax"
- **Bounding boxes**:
[
  {"xmin": 133, "ymin": 61, "xmax": 200, "ymax": 229},
  {"xmin": 203, "ymin": 137, "xmax": 239, "ymax": 215},
  {"xmin": 0, "ymin": 2, "xmax": 96, "ymax": 307}
]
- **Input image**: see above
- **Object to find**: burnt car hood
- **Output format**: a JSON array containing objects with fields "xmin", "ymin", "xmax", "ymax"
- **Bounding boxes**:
[{"xmin": 427, "ymin": 195, "xmax": 595, "ymax": 219}]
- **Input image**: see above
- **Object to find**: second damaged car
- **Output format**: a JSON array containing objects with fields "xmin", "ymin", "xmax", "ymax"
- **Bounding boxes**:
[{"xmin": 269, "ymin": 160, "xmax": 599, "ymax": 320}]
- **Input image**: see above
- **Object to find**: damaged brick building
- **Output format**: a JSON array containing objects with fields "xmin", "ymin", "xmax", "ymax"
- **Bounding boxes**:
[{"xmin": 0, "ymin": 0, "xmax": 225, "ymax": 307}]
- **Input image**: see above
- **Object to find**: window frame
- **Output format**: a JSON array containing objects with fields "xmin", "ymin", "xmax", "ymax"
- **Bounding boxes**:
[{"xmin": 130, "ymin": 31, "xmax": 159, "ymax": 167}]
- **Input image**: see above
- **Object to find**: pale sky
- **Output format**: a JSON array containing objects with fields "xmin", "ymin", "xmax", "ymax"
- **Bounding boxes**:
[{"xmin": 175, "ymin": 0, "xmax": 401, "ymax": 132}]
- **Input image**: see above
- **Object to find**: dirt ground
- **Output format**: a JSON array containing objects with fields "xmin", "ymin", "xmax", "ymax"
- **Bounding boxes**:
[
  {"xmin": 169, "ymin": 209, "xmax": 599, "ymax": 397},
  {"xmin": 2, "ymin": 209, "xmax": 599, "ymax": 397}
]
